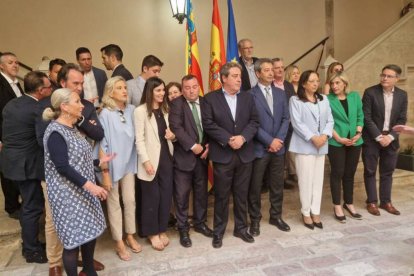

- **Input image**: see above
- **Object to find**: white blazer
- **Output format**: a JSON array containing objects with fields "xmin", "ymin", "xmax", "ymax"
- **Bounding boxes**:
[{"xmin": 134, "ymin": 104, "xmax": 174, "ymax": 181}]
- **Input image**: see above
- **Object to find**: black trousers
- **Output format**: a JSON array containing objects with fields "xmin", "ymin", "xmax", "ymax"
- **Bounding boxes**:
[
  {"xmin": 16, "ymin": 179, "xmax": 44, "ymax": 254},
  {"xmin": 140, "ymin": 153, "xmax": 173, "ymax": 236},
  {"xmin": 362, "ymin": 139, "xmax": 398, "ymax": 204},
  {"xmin": 328, "ymin": 145, "xmax": 361, "ymax": 205},
  {"xmin": 174, "ymin": 159, "xmax": 208, "ymax": 231},
  {"xmin": 249, "ymin": 154, "xmax": 284, "ymax": 222},
  {"xmin": 213, "ymin": 154, "xmax": 252, "ymax": 236},
  {"xmin": 0, "ymin": 172, "xmax": 21, "ymax": 214}
]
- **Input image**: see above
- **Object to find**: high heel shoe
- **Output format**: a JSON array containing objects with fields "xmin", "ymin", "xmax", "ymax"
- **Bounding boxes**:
[
  {"xmin": 302, "ymin": 215, "xmax": 314, "ymax": 230},
  {"xmin": 343, "ymin": 203, "xmax": 362, "ymax": 220},
  {"xmin": 334, "ymin": 208, "xmax": 346, "ymax": 223},
  {"xmin": 311, "ymin": 214, "xmax": 323, "ymax": 229}
]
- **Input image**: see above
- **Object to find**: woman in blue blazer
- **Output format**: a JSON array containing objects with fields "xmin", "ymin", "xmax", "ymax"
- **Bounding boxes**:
[
  {"xmin": 327, "ymin": 72, "xmax": 364, "ymax": 223},
  {"xmin": 289, "ymin": 70, "xmax": 334, "ymax": 230}
]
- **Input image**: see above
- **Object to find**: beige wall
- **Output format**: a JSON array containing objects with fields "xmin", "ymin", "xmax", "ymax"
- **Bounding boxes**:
[{"xmin": 0, "ymin": 0, "xmax": 407, "ymax": 89}]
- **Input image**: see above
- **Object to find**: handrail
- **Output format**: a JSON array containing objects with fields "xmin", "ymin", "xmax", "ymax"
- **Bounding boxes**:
[
  {"xmin": 0, "ymin": 51, "xmax": 33, "ymax": 72},
  {"xmin": 286, "ymin": 36, "xmax": 330, "ymax": 70}
]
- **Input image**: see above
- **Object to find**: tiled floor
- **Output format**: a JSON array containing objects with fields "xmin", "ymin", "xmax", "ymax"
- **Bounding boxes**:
[{"xmin": 1, "ymin": 167, "xmax": 414, "ymax": 275}]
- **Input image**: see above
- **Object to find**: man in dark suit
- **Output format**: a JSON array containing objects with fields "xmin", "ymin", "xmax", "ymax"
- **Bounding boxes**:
[
  {"xmin": 202, "ymin": 62, "xmax": 259, "ymax": 248},
  {"xmin": 249, "ymin": 58, "xmax": 291, "ymax": 237},
  {"xmin": 238, "ymin": 38, "xmax": 259, "ymax": 91},
  {"xmin": 0, "ymin": 52, "xmax": 23, "ymax": 219},
  {"xmin": 100, "ymin": 44, "xmax": 133, "ymax": 81},
  {"xmin": 169, "ymin": 74, "xmax": 212, "ymax": 248},
  {"xmin": 362, "ymin": 64, "xmax": 407, "ymax": 216},
  {"xmin": 272, "ymin": 57, "xmax": 297, "ymax": 189},
  {"xmin": 76, "ymin": 47, "xmax": 108, "ymax": 105},
  {"xmin": 2, "ymin": 71, "xmax": 52, "ymax": 263}
]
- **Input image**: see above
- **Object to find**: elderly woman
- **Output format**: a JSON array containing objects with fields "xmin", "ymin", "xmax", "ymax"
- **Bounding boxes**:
[
  {"xmin": 94, "ymin": 76, "xmax": 141, "ymax": 261},
  {"xmin": 42, "ymin": 88, "xmax": 114, "ymax": 276},
  {"xmin": 289, "ymin": 70, "xmax": 334, "ymax": 230},
  {"xmin": 323, "ymin": 62, "xmax": 344, "ymax": 94},
  {"xmin": 327, "ymin": 72, "xmax": 363, "ymax": 222},
  {"xmin": 285, "ymin": 65, "xmax": 301, "ymax": 93},
  {"xmin": 134, "ymin": 77, "xmax": 175, "ymax": 251}
]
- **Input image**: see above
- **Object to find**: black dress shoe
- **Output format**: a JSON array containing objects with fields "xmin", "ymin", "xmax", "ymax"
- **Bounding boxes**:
[
  {"xmin": 179, "ymin": 231, "xmax": 192, "ymax": 248},
  {"xmin": 269, "ymin": 217, "xmax": 291, "ymax": 232},
  {"xmin": 194, "ymin": 223, "xmax": 213, "ymax": 237},
  {"xmin": 212, "ymin": 235, "xmax": 222, "ymax": 248},
  {"xmin": 8, "ymin": 210, "xmax": 20, "ymax": 220},
  {"xmin": 343, "ymin": 204, "xmax": 362, "ymax": 219},
  {"xmin": 233, "ymin": 230, "xmax": 254, "ymax": 243},
  {"xmin": 249, "ymin": 221, "xmax": 260, "ymax": 237},
  {"xmin": 283, "ymin": 182, "xmax": 295, "ymax": 190},
  {"xmin": 24, "ymin": 250, "xmax": 48, "ymax": 264}
]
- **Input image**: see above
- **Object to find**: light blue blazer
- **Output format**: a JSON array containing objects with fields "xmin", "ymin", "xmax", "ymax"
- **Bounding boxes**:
[{"xmin": 288, "ymin": 95, "xmax": 334, "ymax": 155}]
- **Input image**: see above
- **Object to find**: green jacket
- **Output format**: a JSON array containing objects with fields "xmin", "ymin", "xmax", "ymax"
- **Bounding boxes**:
[{"xmin": 327, "ymin": 91, "xmax": 364, "ymax": 147}]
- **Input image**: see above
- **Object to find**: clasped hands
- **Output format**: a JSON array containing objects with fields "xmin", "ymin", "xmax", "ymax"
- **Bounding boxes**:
[
  {"xmin": 228, "ymin": 135, "xmax": 244, "ymax": 150},
  {"xmin": 311, "ymin": 134, "xmax": 328, "ymax": 149},
  {"xmin": 268, "ymin": 138, "xmax": 283, "ymax": 152}
]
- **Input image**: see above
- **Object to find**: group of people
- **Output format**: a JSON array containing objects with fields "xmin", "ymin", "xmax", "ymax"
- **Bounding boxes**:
[{"xmin": 0, "ymin": 38, "xmax": 408, "ymax": 276}]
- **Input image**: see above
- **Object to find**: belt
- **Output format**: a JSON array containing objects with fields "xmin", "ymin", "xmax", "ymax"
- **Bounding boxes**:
[{"xmin": 381, "ymin": 131, "xmax": 390, "ymax": 135}]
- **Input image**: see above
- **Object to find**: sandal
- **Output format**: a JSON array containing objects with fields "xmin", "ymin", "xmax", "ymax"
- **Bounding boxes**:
[
  {"xmin": 148, "ymin": 235, "xmax": 164, "ymax": 251},
  {"xmin": 159, "ymin": 233, "xmax": 170, "ymax": 247},
  {"xmin": 115, "ymin": 244, "xmax": 131, "ymax": 261},
  {"xmin": 125, "ymin": 238, "xmax": 142, "ymax": 253}
]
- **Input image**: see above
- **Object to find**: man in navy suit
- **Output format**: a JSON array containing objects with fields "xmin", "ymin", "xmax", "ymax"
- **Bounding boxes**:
[
  {"xmin": 76, "ymin": 47, "xmax": 108, "ymax": 106},
  {"xmin": 0, "ymin": 52, "xmax": 22, "ymax": 219},
  {"xmin": 248, "ymin": 58, "xmax": 290, "ymax": 236},
  {"xmin": 100, "ymin": 44, "xmax": 133, "ymax": 81},
  {"xmin": 202, "ymin": 62, "xmax": 259, "ymax": 248},
  {"xmin": 362, "ymin": 64, "xmax": 407, "ymax": 216},
  {"xmin": 169, "ymin": 75, "xmax": 212, "ymax": 248}
]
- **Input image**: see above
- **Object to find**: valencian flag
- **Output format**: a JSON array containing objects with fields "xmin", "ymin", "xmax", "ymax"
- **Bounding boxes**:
[
  {"xmin": 209, "ymin": 0, "xmax": 226, "ymax": 91},
  {"xmin": 226, "ymin": 0, "xmax": 238, "ymax": 62},
  {"xmin": 185, "ymin": 0, "xmax": 204, "ymax": 95}
]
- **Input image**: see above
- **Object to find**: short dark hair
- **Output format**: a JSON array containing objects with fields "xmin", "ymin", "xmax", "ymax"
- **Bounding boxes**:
[
  {"xmin": 100, "ymin": 44, "xmax": 123, "ymax": 61},
  {"xmin": 141, "ymin": 55, "xmax": 163, "ymax": 72},
  {"xmin": 271, "ymin": 57, "xmax": 283, "ymax": 63},
  {"xmin": 254, "ymin": 58, "xmax": 273, "ymax": 73},
  {"xmin": 57, "ymin": 63, "xmax": 83, "ymax": 84},
  {"xmin": 24, "ymin": 71, "xmax": 48, "ymax": 94},
  {"xmin": 75, "ymin": 47, "xmax": 91, "ymax": 60},
  {"xmin": 382, "ymin": 64, "xmax": 402, "ymax": 76},
  {"xmin": 181, "ymin": 74, "xmax": 197, "ymax": 84},
  {"xmin": 140, "ymin": 77, "xmax": 168, "ymax": 117},
  {"xmin": 220, "ymin": 62, "xmax": 242, "ymax": 83},
  {"xmin": 49, "ymin": 58, "xmax": 66, "ymax": 71},
  {"xmin": 297, "ymin": 70, "xmax": 323, "ymax": 102}
]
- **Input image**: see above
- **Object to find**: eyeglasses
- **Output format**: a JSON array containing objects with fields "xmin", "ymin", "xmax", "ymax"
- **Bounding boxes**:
[
  {"xmin": 380, "ymin": 74, "xmax": 397, "ymax": 79},
  {"xmin": 118, "ymin": 110, "xmax": 126, "ymax": 123}
]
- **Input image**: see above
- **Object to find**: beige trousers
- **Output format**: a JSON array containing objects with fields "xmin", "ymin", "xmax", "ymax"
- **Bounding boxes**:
[
  {"xmin": 107, "ymin": 173, "xmax": 136, "ymax": 241},
  {"xmin": 295, "ymin": 154, "xmax": 325, "ymax": 216},
  {"xmin": 41, "ymin": 181, "xmax": 63, "ymax": 268}
]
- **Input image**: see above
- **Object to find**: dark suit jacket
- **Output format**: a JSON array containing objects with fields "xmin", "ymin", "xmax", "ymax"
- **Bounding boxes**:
[
  {"xmin": 112, "ymin": 64, "xmax": 133, "ymax": 81},
  {"xmin": 0, "ymin": 74, "xmax": 22, "ymax": 141},
  {"xmin": 1, "ymin": 95, "xmax": 43, "ymax": 180},
  {"xmin": 169, "ymin": 95, "xmax": 208, "ymax": 172},
  {"xmin": 92, "ymin": 66, "xmax": 108, "ymax": 101},
  {"xmin": 271, "ymin": 80, "xmax": 296, "ymax": 143},
  {"xmin": 362, "ymin": 83, "xmax": 407, "ymax": 148},
  {"xmin": 202, "ymin": 89, "xmax": 259, "ymax": 164},
  {"xmin": 238, "ymin": 56, "xmax": 259, "ymax": 91},
  {"xmin": 251, "ymin": 85, "xmax": 290, "ymax": 158}
]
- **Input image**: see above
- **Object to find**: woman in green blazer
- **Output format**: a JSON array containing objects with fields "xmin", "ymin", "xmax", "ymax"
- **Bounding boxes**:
[{"xmin": 327, "ymin": 72, "xmax": 364, "ymax": 223}]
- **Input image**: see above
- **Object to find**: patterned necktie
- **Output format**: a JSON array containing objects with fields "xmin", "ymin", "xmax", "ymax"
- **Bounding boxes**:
[
  {"xmin": 265, "ymin": 87, "xmax": 273, "ymax": 115},
  {"xmin": 191, "ymin": 102, "xmax": 203, "ymax": 143}
]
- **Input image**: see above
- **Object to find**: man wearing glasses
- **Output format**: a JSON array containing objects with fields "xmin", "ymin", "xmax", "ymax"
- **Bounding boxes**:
[
  {"xmin": 238, "ymin": 39, "xmax": 259, "ymax": 91},
  {"xmin": 362, "ymin": 64, "xmax": 407, "ymax": 216}
]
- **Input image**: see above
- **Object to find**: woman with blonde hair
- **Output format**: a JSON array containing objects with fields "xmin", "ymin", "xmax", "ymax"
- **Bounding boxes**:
[
  {"xmin": 94, "ymin": 76, "xmax": 140, "ymax": 261},
  {"xmin": 285, "ymin": 65, "xmax": 301, "ymax": 93},
  {"xmin": 134, "ymin": 77, "xmax": 175, "ymax": 251},
  {"xmin": 327, "ymin": 72, "xmax": 363, "ymax": 222},
  {"xmin": 43, "ymin": 88, "xmax": 114, "ymax": 276},
  {"xmin": 323, "ymin": 62, "xmax": 344, "ymax": 94}
]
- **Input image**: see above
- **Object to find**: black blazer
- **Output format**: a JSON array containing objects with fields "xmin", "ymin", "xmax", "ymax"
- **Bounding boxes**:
[
  {"xmin": 92, "ymin": 66, "xmax": 108, "ymax": 101},
  {"xmin": 1, "ymin": 95, "xmax": 44, "ymax": 180},
  {"xmin": 112, "ymin": 64, "xmax": 133, "ymax": 81},
  {"xmin": 0, "ymin": 73, "xmax": 22, "ymax": 141},
  {"xmin": 202, "ymin": 89, "xmax": 259, "ymax": 164},
  {"xmin": 238, "ymin": 56, "xmax": 258, "ymax": 91},
  {"xmin": 362, "ymin": 83, "xmax": 407, "ymax": 148},
  {"xmin": 169, "ymin": 95, "xmax": 208, "ymax": 172}
]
